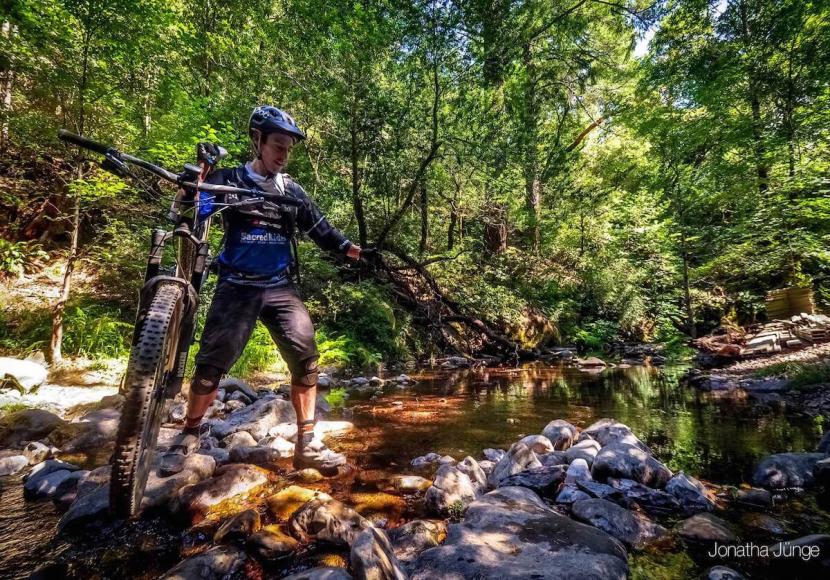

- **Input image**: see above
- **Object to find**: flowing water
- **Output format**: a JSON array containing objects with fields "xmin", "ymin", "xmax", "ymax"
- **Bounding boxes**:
[{"xmin": 0, "ymin": 362, "xmax": 825, "ymax": 579}]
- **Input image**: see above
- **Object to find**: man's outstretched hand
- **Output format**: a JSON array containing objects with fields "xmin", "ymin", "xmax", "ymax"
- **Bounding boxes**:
[
  {"xmin": 346, "ymin": 244, "xmax": 361, "ymax": 261},
  {"xmin": 196, "ymin": 142, "xmax": 225, "ymax": 166}
]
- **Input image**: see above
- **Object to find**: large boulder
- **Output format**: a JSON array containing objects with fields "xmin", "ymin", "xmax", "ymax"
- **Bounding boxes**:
[
  {"xmin": 583, "ymin": 419, "xmax": 650, "ymax": 453},
  {"xmin": 214, "ymin": 509, "xmax": 261, "ymax": 543},
  {"xmin": 210, "ymin": 397, "xmax": 295, "ymax": 440},
  {"xmin": 607, "ymin": 478, "xmax": 681, "ymax": 517},
  {"xmin": 676, "ymin": 513, "xmax": 736, "ymax": 544},
  {"xmin": 454, "ymin": 456, "xmax": 486, "ymax": 493},
  {"xmin": 48, "ymin": 408, "xmax": 120, "ymax": 455},
  {"xmin": 51, "ymin": 469, "xmax": 90, "ymax": 510},
  {"xmin": 487, "ymin": 442, "xmax": 542, "ymax": 488},
  {"xmin": 409, "ymin": 487, "xmax": 628, "ymax": 580},
  {"xmin": 571, "ymin": 498, "xmax": 667, "ymax": 549},
  {"xmin": 174, "ymin": 463, "xmax": 268, "ymax": 516},
  {"xmin": 592, "ymin": 442, "xmax": 672, "ymax": 488},
  {"xmin": 499, "ymin": 465, "xmax": 567, "ymax": 498},
  {"xmin": 0, "ymin": 409, "xmax": 65, "ymax": 448},
  {"xmin": 424, "ymin": 465, "xmax": 477, "ymax": 516},
  {"xmin": 24, "ymin": 468, "xmax": 77, "ymax": 499},
  {"xmin": 768, "ymin": 534, "xmax": 830, "ymax": 576},
  {"xmin": 218, "ymin": 377, "xmax": 258, "ymax": 402},
  {"xmin": 247, "ymin": 525, "xmax": 299, "ymax": 560},
  {"xmin": 541, "ymin": 420, "xmax": 578, "ymax": 450},
  {"xmin": 665, "ymin": 471, "xmax": 714, "ymax": 514},
  {"xmin": 0, "ymin": 357, "xmax": 47, "ymax": 392},
  {"xmin": 564, "ymin": 438, "xmax": 601, "ymax": 467},
  {"xmin": 22, "ymin": 441, "xmax": 52, "ymax": 464},
  {"xmin": 518, "ymin": 435, "xmax": 554, "ymax": 455},
  {"xmin": 350, "ymin": 527, "xmax": 408, "ymax": 580},
  {"xmin": 388, "ymin": 520, "xmax": 446, "ymax": 564},
  {"xmin": 58, "ymin": 485, "xmax": 109, "ymax": 532},
  {"xmin": 289, "ymin": 498, "xmax": 372, "ymax": 546},
  {"xmin": 817, "ymin": 430, "xmax": 830, "ymax": 454},
  {"xmin": 160, "ymin": 546, "xmax": 247, "ymax": 580},
  {"xmin": 752, "ymin": 452, "xmax": 825, "ymax": 489}
]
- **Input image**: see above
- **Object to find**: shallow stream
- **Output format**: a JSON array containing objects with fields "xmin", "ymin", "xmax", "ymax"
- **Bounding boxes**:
[{"xmin": 0, "ymin": 362, "xmax": 826, "ymax": 578}]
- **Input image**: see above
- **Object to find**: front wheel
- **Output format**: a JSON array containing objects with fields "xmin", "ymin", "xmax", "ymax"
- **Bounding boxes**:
[{"xmin": 110, "ymin": 284, "xmax": 184, "ymax": 518}]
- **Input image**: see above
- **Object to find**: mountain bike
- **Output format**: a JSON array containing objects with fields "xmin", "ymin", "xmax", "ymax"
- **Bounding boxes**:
[{"xmin": 58, "ymin": 130, "xmax": 302, "ymax": 517}]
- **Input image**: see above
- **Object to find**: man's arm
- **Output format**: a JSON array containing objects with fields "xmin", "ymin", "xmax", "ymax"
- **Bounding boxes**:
[{"xmin": 290, "ymin": 180, "xmax": 360, "ymax": 259}]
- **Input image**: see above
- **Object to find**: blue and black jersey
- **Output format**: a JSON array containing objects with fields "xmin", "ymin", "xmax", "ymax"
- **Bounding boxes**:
[{"xmin": 199, "ymin": 163, "xmax": 352, "ymax": 287}]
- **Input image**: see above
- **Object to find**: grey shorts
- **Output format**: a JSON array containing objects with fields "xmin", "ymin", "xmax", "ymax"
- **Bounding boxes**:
[{"xmin": 194, "ymin": 280, "xmax": 318, "ymax": 383}]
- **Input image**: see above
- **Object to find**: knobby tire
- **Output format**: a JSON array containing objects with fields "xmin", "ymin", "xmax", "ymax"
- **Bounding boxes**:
[{"xmin": 110, "ymin": 284, "xmax": 183, "ymax": 518}]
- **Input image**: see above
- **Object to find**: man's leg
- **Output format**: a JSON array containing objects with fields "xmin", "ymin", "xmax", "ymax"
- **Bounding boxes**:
[{"xmin": 261, "ymin": 287, "xmax": 346, "ymax": 474}]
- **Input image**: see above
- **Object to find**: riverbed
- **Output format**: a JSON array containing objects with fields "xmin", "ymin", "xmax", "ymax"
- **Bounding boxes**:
[{"xmin": 0, "ymin": 362, "xmax": 826, "ymax": 578}]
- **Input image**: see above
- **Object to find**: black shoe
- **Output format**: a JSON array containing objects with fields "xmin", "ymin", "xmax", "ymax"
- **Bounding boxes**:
[{"xmin": 158, "ymin": 429, "xmax": 200, "ymax": 477}]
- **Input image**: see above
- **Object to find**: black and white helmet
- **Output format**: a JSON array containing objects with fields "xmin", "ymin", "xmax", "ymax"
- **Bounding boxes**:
[{"xmin": 248, "ymin": 105, "xmax": 306, "ymax": 142}]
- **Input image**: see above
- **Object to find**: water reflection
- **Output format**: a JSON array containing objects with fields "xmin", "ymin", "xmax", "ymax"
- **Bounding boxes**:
[{"xmin": 342, "ymin": 363, "xmax": 820, "ymax": 484}]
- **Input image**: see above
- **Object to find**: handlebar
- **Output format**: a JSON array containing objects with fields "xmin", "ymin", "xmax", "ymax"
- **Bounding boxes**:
[{"xmin": 58, "ymin": 130, "xmax": 301, "ymax": 207}]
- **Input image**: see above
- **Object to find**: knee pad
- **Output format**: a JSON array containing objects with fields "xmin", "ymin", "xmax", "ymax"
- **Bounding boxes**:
[
  {"xmin": 292, "ymin": 357, "xmax": 319, "ymax": 387},
  {"xmin": 190, "ymin": 364, "xmax": 223, "ymax": 395}
]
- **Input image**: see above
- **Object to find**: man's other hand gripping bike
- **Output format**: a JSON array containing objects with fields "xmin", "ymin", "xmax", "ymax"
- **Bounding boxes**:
[{"xmin": 58, "ymin": 130, "xmax": 301, "ymax": 518}]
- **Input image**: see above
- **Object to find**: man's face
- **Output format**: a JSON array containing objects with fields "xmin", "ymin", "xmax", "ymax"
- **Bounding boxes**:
[{"xmin": 260, "ymin": 131, "xmax": 294, "ymax": 174}]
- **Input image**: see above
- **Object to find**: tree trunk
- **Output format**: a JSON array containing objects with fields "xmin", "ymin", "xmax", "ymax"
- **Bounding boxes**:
[
  {"xmin": 349, "ymin": 102, "xmax": 368, "ymax": 247},
  {"xmin": 419, "ymin": 182, "xmax": 428, "ymax": 254},
  {"xmin": 448, "ymin": 204, "xmax": 457, "ymax": 251},
  {"xmin": 738, "ymin": 1, "xmax": 769, "ymax": 194},
  {"xmin": 0, "ymin": 21, "xmax": 14, "ymax": 150},
  {"xmin": 680, "ymin": 230, "xmax": 696, "ymax": 339},
  {"xmin": 522, "ymin": 44, "xmax": 541, "ymax": 253},
  {"xmin": 50, "ymin": 194, "xmax": 81, "ymax": 364}
]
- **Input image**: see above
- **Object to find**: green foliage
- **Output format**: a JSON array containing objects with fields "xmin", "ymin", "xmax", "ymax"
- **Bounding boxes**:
[
  {"xmin": 324, "ymin": 386, "xmax": 348, "ymax": 409},
  {"xmin": 0, "ymin": 240, "xmax": 47, "ymax": 278},
  {"xmin": 752, "ymin": 360, "xmax": 830, "ymax": 389},
  {"xmin": 227, "ymin": 322, "xmax": 287, "ymax": 377}
]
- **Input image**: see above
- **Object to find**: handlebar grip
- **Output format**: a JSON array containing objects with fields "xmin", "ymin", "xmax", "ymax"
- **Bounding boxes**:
[{"xmin": 58, "ymin": 129, "xmax": 111, "ymax": 155}]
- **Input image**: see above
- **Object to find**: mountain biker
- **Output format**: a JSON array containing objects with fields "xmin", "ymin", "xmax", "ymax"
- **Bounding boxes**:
[{"xmin": 159, "ymin": 105, "xmax": 360, "ymax": 476}]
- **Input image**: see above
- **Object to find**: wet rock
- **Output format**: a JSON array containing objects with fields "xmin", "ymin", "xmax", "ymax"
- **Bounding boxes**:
[
  {"xmin": 52, "ymin": 469, "xmax": 90, "ymax": 510},
  {"xmin": 48, "ymin": 408, "xmax": 120, "ymax": 454},
  {"xmin": 577, "ymin": 356, "xmax": 607, "ymax": 367},
  {"xmin": 564, "ymin": 438, "xmax": 601, "ymax": 467},
  {"xmin": 351, "ymin": 527, "xmax": 408, "ymax": 580},
  {"xmin": 0, "ymin": 453, "xmax": 28, "ymax": 476},
  {"xmin": 817, "ymin": 430, "xmax": 830, "ymax": 453},
  {"xmin": 537, "ymin": 450, "xmax": 568, "ymax": 467},
  {"xmin": 518, "ymin": 434, "xmax": 554, "ymax": 454},
  {"xmin": 455, "ymin": 456, "xmax": 486, "ymax": 493},
  {"xmin": 752, "ymin": 452, "xmax": 825, "ymax": 489},
  {"xmin": 317, "ymin": 374, "xmax": 333, "ymax": 388},
  {"xmin": 269, "ymin": 422, "xmax": 299, "ymax": 441},
  {"xmin": 24, "ymin": 468, "xmax": 75, "ymax": 498},
  {"xmin": 437, "ymin": 455, "xmax": 456, "ymax": 466},
  {"xmin": 282, "ymin": 568, "xmax": 353, "ymax": 580},
  {"xmin": 477, "ymin": 460, "xmax": 495, "ymax": 477},
  {"xmin": 267, "ymin": 485, "xmax": 333, "ymax": 521},
  {"xmin": 555, "ymin": 485, "xmax": 592, "ymax": 504},
  {"xmin": 705, "ymin": 566, "xmax": 746, "ymax": 580},
  {"xmin": 22, "ymin": 441, "xmax": 51, "ymax": 464},
  {"xmin": 218, "ymin": 377, "xmax": 258, "ymax": 402},
  {"xmin": 175, "ymin": 463, "xmax": 268, "ymax": 516},
  {"xmin": 142, "ymin": 453, "xmax": 215, "ymax": 510},
  {"xmin": 210, "ymin": 397, "xmax": 295, "ymax": 440},
  {"xmin": 565, "ymin": 458, "xmax": 592, "ymax": 484},
  {"xmin": 740, "ymin": 512, "xmax": 790, "ymax": 537},
  {"xmin": 25, "ymin": 458, "xmax": 79, "ymax": 482},
  {"xmin": 487, "ymin": 442, "xmax": 542, "ymax": 488},
  {"xmin": 167, "ymin": 400, "xmax": 186, "ymax": 423},
  {"xmin": 228, "ymin": 445, "xmax": 285, "ymax": 465},
  {"xmin": 75, "ymin": 465, "xmax": 110, "ymax": 498},
  {"xmin": 424, "ymin": 464, "xmax": 477, "ymax": 516},
  {"xmin": 248, "ymin": 524, "xmax": 299, "ymax": 559},
  {"xmin": 576, "ymin": 480, "xmax": 626, "ymax": 503},
  {"xmin": 227, "ymin": 390, "xmax": 253, "ymax": 406},
  {"xmin": 735, "ymin": 487, "xmax": 772, "ymax": 508},
  {"xmin": 390, "ymin": 475, "xmax": 432, "ymax": 493},
  {"xmin": 297, "ymin": 468, "xmax": 324, "ymax": 483},
  {"xmin": 499, "ymin": 465, "xmax": 566, "ymax": 498},
  {"xmin": 224, "ymin": 400, "xmax": 245, "ymax": 413},
  {"xmin": 583, "ymin": 419, "xmax": 650, "ymax": 453},
  {"xmin": 0, "ymin": 357, "xmax": 47, "ymax": 392},
  {"xmin": 482, "ymin": 448, "xmax": 505, "ymax": 462},
  {"xmin": 571, "ymin": 498, "xmax": 667, "ymax": 549},
  {"xmin": 160, "ymin": 545, "xmax": 247, "ymax": 580},
  {"xmin": 541, "ymin": 419, "xmax": 578, "ymax": 450},
  {"xmin": 58, "ymin": 485, "xmax": 109, "ymax": 532},
  {"xmin": 676, "ymin": 513, "xmax": 736, "ymax": 543},
  {"xmin": 592, "ymin": 442, "xmax": 672, "ymax": 488},
  {"xmin": 315, "ymin": 420, "xmax": 354, "ymax": 437},
  {"xmin": 222, "ymin": 431, "xmax": 257, "ymax": 450},
  {"xmin": 289, "ymin": 498, "xmax": 372, "ymax": 546},
  {"xmin": 409, "ymin": 486, "xmax": 628, "ymax": 580},
  {"xmin": 607, "ymin": 478, "xmax": 681, "ymax": 516},
  {"xmin": 215, "ymin": 508, "xmax": 261, "ymax": 543},
  {"xmin": 0, "ymin": 408, "xmax": 65, "ymax": 448},
  {"xmin": 665, "ymin": 471, "xmax": 714, "ymax": 514},
  {"xmin": 259, "ymin": 435, "xmax": 295, "ymax": 457},
  {"xmin": 198, "ymin": 447, "xmax": 230, "ymax": 466},
  {"xmin": 410, "ymin": 453, "xmax": 441, "ymax": 469},
  {"xmin": 814, "ymin": 458, "xmax": 830, "ymax": 487},
  {"xmin": 388, "ymin": 520, "xmax": 446, "ymax": 563}
]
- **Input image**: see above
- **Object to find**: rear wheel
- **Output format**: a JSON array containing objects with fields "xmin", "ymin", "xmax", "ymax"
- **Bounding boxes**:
[{"xmin": 110, "ymin": 284, "xmax": 184, "ymax": 518}]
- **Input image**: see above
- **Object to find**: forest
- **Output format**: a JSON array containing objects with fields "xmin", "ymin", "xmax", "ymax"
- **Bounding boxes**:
[{"xmin": 1, "ymin": 0, "xmax": 827, "ymax": 369}]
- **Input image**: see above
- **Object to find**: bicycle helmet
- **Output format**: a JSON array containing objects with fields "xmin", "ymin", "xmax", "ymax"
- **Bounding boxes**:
[{"xmin": 249, "ymin": 105, "xmax": 306, "ymax": 142}]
